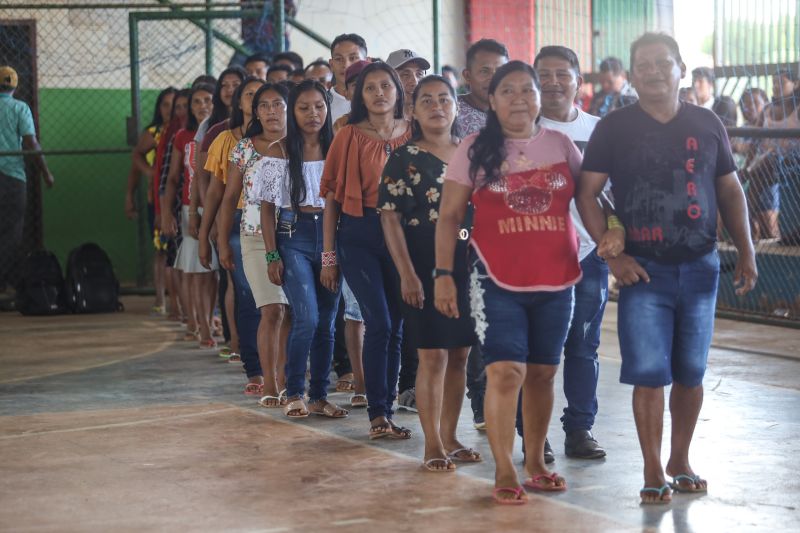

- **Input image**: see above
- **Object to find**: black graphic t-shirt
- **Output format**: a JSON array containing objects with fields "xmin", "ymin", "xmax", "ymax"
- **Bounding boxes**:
[{"xmin": 582, "ymin": 103, "xmax": 737, "ymax": 264}]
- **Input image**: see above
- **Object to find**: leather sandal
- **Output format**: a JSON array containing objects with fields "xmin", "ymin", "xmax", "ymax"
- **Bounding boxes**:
[
  {"xmin": 284, "ymin": 397, "xmax": 309, "ymax": 418},
  {"xmin": 308, "ymin": 399, "xmax": 348, "ymax": 418}
]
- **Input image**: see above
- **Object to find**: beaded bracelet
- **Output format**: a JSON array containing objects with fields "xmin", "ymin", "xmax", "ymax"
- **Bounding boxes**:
[
  {"xmin": 265, "ymin": 250, "xmax": 282, "ymax": 264},
  {"xmin": 321, "ymin": 251, "xmax": 337, "ymax": 267},
  {"xmin": 607, "ymin": 215, "xmax": 625, "ymax": 234}
]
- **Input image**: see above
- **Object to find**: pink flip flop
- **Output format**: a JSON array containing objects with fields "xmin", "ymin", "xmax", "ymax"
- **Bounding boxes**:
[
  {"xmin": 492, "ymin": 487, "xmax": 527, "ymax": 505},
  {"xmin": 523, "ymin": 473, "xmax": 567, "ymax": 492}
]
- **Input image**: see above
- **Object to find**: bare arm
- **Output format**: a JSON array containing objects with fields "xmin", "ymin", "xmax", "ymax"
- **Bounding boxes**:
[
  {"xmin": 434, "ymin": 180, "xmax": 471, "ymax": 318},
  {"xmin": 124, "ymin": 159, "xmax": 140, "ymax": 219},
  {"xmin": 161, "ymin": 144, "xmax": 183, "ymax": 237},
  {"xmin": 320, "ymin": 192, "xmax": 341, "ymax": 293},
  {"xmin": 716, "ymin": 171, "xmax": 757, "ymax": 295},
  {"xmin": 132, "ymin": 129, "xmax": 156, "ymax": 177},
  {"xmin": 22, "ymin": 135, "xmax": 53, "ymax": 188},
  {"xmin": 195, "ymin": 151, "xmax": 211, "ymax": 206},
  {"xmin": 216, "ymin": 161, "xmax": 243, "ymax": 271},
  {"xmin": 381, "ymin": 211, "xmax": 423, "ymax": 309},
  {"xmin": 198, "ymin": 177, "xmax": 226, "ymax": 269}
]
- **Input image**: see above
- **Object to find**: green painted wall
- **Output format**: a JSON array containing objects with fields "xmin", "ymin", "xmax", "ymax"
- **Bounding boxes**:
[{"xmin": 38, "ymin": 88, "xmax": 159, "ymax": 285}]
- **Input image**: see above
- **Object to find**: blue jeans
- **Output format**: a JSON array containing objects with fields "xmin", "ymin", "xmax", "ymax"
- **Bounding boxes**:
[
  {"xmin": 230, "ymin": 210, "xmax": 262, "ymax": 378},
  {"xmin": 277, "ymin": 210, "xmax": 341, "ymax": 401},
  {"xmin": 338, "ymin": 211, "xmax": 403, "ymax": 421},
  {"xmin": 560, "ymin": 248, "xmax": 609, "ymax": 433},
  {"xmin": 618, "ymin": 250, "xmax": 720, "ymax": 387}
]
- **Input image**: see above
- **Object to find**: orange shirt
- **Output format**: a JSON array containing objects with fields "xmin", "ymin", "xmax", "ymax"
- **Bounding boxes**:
[
  {"xmin": 204, "ymin": 129, "xmax": 244, "ymax": 209},
  {"xmin": 320, "ymin": 123, "xmax": 411, "ymax": 217}
]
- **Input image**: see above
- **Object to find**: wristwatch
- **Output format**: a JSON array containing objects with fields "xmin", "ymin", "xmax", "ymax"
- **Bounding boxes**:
[{"xmin": 432, "ymin": 268, "xmax": 454, "ymax": 279}]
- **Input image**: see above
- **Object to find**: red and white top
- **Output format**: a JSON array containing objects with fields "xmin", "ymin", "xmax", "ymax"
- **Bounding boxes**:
[
  {"xmin": 173, "ymin": 129, "xmax": 197, "ymax": 206},
  {"xmin": 445, "ymin": 128, "xmax": 583, "ymax": 292}
]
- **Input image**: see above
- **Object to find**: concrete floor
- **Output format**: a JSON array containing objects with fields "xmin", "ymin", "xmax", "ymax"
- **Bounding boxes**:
[{"xmin": 0, "ymin": 297, "xmax": 798, "ymax": 532}]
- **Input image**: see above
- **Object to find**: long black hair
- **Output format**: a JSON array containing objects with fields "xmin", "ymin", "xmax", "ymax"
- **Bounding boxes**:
[
  {"xmin": 207, "ymin": 66, "xmax": 247, "ymax": 127},
  {"xmin": 468, "ymin": 61, "xmax": 540, "ymax": 186},
  {"xmin": 186, "ymin": 83, "xmax": 215, "ymax": 132},
  {"xmin": 169, "ymin": 88, "xmax": 191, "ymax": 122},
  {"xmin": 230, "ymin": 77, "xmax": 266, "ymax": 130},
  {"xmin": 286, "ymin": 80, "xmax": 334, "ymax": 213},
  {"xmin": 347, "ymin": 62, "xmax": 405, "ymax": 124},
  {"xmin": 244, "ymin": 83, "xmax": 290, "ymax": 138},
  {"xmin": 148, "ymin": 86, "xmax": 177, "ymax": 129},
  {"xmin": 410, "ymin": 74, "xmax": 459, "ymax": 141}
]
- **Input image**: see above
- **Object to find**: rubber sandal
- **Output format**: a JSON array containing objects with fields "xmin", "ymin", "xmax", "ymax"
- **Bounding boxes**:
[
  {"xmin": 640, "ymin": 484, "xmax": 672, "ymax": 505},
  {"xmin": 350, "ymin": 393, "xmax": 368, "ymax": 408},
  {"xmin": 523, "ymin": 472, "xmax": 567, "ymax": 492},
  {"xmin": 244, "ymin": 382, "xmax": 263, "ymax": 396},
  {"xmin": 386, "ymin": 422, "xmax": 412, "ymax": 440},
  {"xmin": 492, "ymin": 487, "xmax": 527, "ymax": 505},
  {"xmin": 258, "ymin": 395, "xmax": 283, "ymax": 408},
  {"xmin": 308, "ymin": 399, "xmax": 349, "ymax": 418},
  {"xmin": 669, "ymin": 474, "xmax": 707, "ymax": 493},
  {"xmin": 198, "ymin": 338, "xmax": 218, "ymax": 350},
  {"xmin": 284, "ymin": 397, "xmax": 309, "ymax": 419},
  {"xmin": 447, "ymin": 447, "xmax": 482, "ymax": 463},
  {"xmin": 183, "ymin": 330, "xmax": 199, "ymax": 341},
  {"xmin": 422, "ymin": 458, "xmax": 455, "ymax": 473},
  {"xmin": 335, "ymin": 374, "xmax": 355, "ymax": 393},
  {"xmin": 226, "ymin": 353, "xmax": 241, "ymax": 363},
  {"xmin": 369, "ymin": 423, "xmax": 392, "ymax": 440},
  {"xmin": 218, "ymin": 347, "xmax": 233, "ymax": 358}
]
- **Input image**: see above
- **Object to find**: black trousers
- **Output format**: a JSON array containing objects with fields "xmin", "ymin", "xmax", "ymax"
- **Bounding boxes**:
[{"xmin": 0, "ymin": 173, "xmax": 26, "ymax": 288}]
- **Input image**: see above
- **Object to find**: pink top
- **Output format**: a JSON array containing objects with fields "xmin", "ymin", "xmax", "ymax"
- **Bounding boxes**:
[{"xmin": 445, "ymin": 128, "xmax": 583, "ymax": 291}]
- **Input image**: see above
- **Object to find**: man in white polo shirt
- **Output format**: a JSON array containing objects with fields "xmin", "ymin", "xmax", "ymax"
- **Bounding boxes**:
[{"xmin": 328, "ymin": 33, "xmax": 368, "ymax": 123}]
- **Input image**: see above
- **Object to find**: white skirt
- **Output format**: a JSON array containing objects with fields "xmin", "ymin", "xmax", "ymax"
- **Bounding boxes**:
[{"xmin": 175, "ymin": 205, "xmax": 218, "ymax": 273}]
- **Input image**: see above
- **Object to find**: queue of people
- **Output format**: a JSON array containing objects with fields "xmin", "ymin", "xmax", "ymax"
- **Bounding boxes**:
[{"xmin": 125, "ymin": 32, "xmax": 759, "ymax": 505}]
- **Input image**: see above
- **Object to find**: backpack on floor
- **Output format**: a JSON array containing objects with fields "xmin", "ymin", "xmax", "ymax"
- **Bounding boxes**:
[
  {"xmin": 15, "ymin": 250, "xmax": 67, "ymax": 315},
  {"xmin": 64, "ymin": 243, "xmax": 121, "ymax": 313}
]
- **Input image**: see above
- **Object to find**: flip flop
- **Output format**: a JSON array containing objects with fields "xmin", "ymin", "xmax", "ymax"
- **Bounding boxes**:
[
  {"xmin": 523, "ymin": 473, "xmax": 567, "ymax": 492},
  {"xmin": 308, "ymin": 399, "xmax": 349, "ymax": 418},
  {"xmin": 258, "ymin": 395, "xmax": 284, "ymax": 408},
  {"xmin": 640, "ymin": 484, "xmax": 672, "ymax": 505},
  {"xmin": 244, "ymin": 382, "xmax": 263, "ymax": 396},
  {"xmin": 447, "ymin": 447, "xmax": 482, "ymax": 463},
  {"xmin": 421, "ymin": 458, "xmax": 455, "ymax": 473},
  {"xmin": 284, "ymin": 398, "xmax": 309, "ymax": 419},
  {"xmin": 492, "ymin": 487, "xmax": 527, "ymax": 505},
  {"xmin": 226, "ymin": 353, "xmax": 241, "ymax": 363},
  {"xmin": 350, "ymin": 394, "xmax": 368, "ymax": 408},
  {"xmin": 669, "ymin": 474, "xmax": 707, "ymax": 493},
  {"xmin": 335, "ymin": 374, "xmax": 355, "ymax": 392},
  {"xmin": 369, "ymin": 423, "xmax": 392, "ymax": 440}
]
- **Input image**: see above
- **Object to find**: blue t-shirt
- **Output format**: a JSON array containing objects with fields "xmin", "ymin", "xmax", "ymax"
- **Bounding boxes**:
[
  {"xmin": 582, "ymin": 102, "xmax": 737, "ymax": 264},
  {"xmin": 0, "ymin": 93, "xmax": 36, "ymax": 182}
]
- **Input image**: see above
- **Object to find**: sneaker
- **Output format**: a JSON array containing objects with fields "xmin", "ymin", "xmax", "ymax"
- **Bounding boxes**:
[
  {"xmin": 397, "ymin": 387, "xmax": 418, "ymax": 412},
  {"xmin": 564, "ymin": 430, "xmax": 606, "ymax": 459},
  {"xmin": 470, "ymin": 392, "xmax": 486, "ymax": 430}
]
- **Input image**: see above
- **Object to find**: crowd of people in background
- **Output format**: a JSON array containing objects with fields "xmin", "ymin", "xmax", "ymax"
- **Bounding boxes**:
[{"xmin": 121, "ymin": 31, "xmax": 770, "ymax": 505}]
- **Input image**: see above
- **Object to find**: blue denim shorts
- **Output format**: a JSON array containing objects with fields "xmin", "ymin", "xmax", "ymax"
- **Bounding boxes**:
[
  {"xmin": 470, "ymin": 256, "xmax": 574, "ymax": 366},
  {"xmin": 617, "ymin": 250, "xmax": 720, "ymax": 388}
]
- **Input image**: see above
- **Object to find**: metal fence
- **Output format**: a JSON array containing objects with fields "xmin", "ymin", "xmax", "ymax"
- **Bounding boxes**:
[{"xmin": 1, "ymin": 0, "xmax": 798, "ymax": 325}]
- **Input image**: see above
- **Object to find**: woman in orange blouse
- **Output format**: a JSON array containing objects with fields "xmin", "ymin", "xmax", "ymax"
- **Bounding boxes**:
[{"xmin": 319, "ymin": 62, "xmax": 412, "ymax": 439}]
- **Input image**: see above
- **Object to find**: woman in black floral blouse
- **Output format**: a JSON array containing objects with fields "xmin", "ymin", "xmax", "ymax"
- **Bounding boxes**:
[{"xmin": 379, "ymin": 75, "xmax": 480, "ymax": 473}]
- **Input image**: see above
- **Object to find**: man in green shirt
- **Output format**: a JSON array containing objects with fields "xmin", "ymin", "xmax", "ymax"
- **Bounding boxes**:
[{"xmin": 0, "ymin": 66, "xmax": 54, "ymax": 292}]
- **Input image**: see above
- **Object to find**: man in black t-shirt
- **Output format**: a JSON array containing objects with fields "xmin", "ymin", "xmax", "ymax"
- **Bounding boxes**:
[{"xmin": 577, "ymin": 33, "xmax": 757, "ymax": 505}]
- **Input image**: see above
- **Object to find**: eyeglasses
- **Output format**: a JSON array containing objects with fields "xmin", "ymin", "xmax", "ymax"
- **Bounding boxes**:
[{"xmin": 257, "ymin": 101, "xmax": 287, "ymax": 112}]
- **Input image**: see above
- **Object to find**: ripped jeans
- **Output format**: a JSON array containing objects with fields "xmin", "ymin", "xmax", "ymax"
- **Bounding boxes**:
[{"xmin": 560, "ymin": 248, "xmax": 609, "ymax": 433}]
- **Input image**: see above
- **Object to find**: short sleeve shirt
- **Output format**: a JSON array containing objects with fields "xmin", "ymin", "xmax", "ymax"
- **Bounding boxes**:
[
  {"xmin": 378, "ymin": 143, "xmax": 449, "ymax": 228},
  {"xmin": 455, "ymin": 95, "xmax": 487, "ymax": 137},
  {"xmin": 582, "ymin": 103, "xmax": 737, "ymax": 263},
  {"xmin": 0, "ymin": 94, "xmax": 36, "ymax": 182}
]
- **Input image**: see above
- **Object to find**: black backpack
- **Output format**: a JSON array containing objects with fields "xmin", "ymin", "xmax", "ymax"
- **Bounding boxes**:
[
  {"xmin": 15, "ymin": 250, "xmax": 67, "ymax": 315},
  {"xmin": 64, "ymin": 243, "xmax": 121, "ymax": 313}
]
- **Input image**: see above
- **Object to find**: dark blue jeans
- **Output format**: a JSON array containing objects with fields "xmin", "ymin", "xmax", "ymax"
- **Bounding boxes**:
[
  {"xmin": 230, "ymin": 210, "xmax": 262, "ymax": 378},
  {"xmin": 560, "ymin": 248, "xmax": 609, "ymax": 433},
  {"xmin": 338, "ymin": 211, "xmax": 403, "ymax": 421},
  {"xmin": 277, "ymin": 210, "xmax": 341, "ymax": 401}
]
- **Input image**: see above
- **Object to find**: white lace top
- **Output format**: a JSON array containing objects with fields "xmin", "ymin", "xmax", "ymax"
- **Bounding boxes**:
[
  {"xmin": 254, "ymin": 158, "xmax": 326, "ymax": 209},
  {"xmin": 229, "ymin": 138, "xmax": 279, "ymax": 236}
]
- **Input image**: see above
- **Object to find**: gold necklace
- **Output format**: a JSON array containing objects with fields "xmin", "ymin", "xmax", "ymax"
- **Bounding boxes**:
[{"xmin": 367, "ymin": 117, "xmax": 398, "ymax": 156}]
